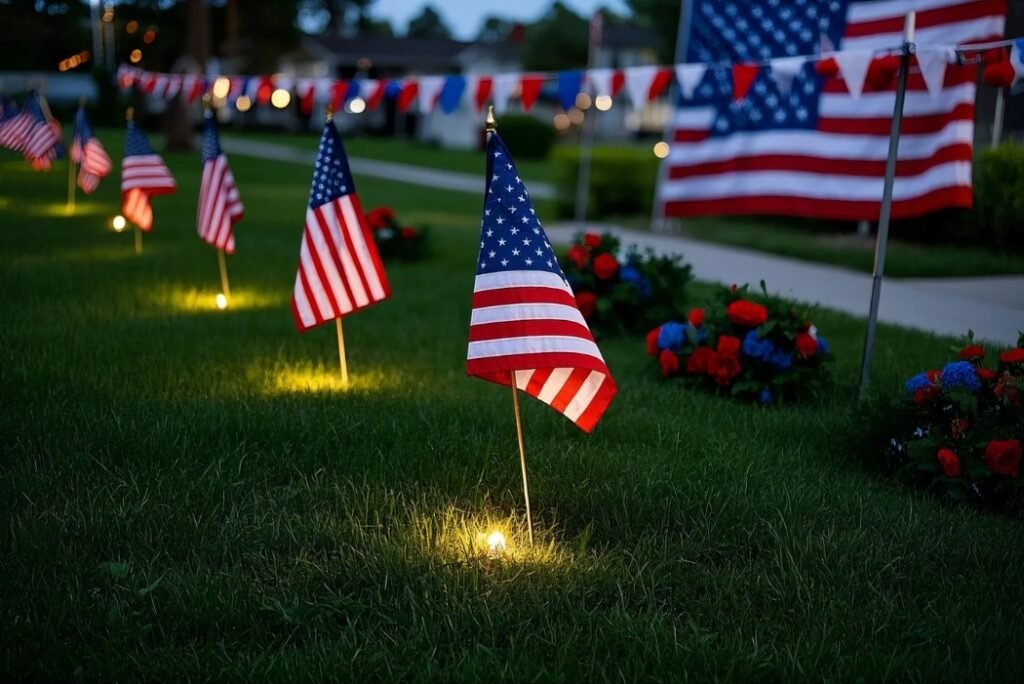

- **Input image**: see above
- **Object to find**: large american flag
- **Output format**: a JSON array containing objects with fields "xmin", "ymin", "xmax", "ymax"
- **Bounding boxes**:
[
  {"xmin": 197, "ymin": 113, "xmax": 243, "ymax": 253},
  {"xmin": 291, "ymin": 122, "xmax": 390, "ymax": 333},
  {"xmin": 467, "ymin": 132, "xmax": 617, "ymax": 433},
  {"xmin": 121, "ymin": 121, "xmax": 176, "ymax": 231},
  {"xmin": 71, "ymin": 107, "xmax": 112, "ymax": 194},
  {"xmin": 659, "ymin": 0, "xmax": 1006, "ymax": 221}
]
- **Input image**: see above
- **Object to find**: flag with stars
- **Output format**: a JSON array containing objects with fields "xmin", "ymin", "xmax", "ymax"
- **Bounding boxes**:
[
  {"xmin": 659, "ymin": 0, "xmax": 1006, "ymax": 221},
  {"xmin": 291, "ymin": 122, "xmax": 390, "ymax": 333},
  {"xmin": 121, "ymin": 121, "xmax": 176, "ymax": 231},
  {"xmin": 197, "ymin": 112, "xmax": 243, "ymax": 253},
  {"xmin": 467, "ymin": 131, "xmax": 616, "ymax": 433},
  {"xmin": 71, "ymin": 106, "xmax": 112, "ymax": 194}
]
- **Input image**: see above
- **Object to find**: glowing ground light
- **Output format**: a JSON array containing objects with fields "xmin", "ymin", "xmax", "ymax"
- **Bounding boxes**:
[
  {"xmin": 271, "ymin": 89, "xmax": 291, "ymax": 109},
  {"xmin": 112, "ymin": 215, "xmax": 127, "ymax": 232},
  {"xmin": 215, "ymin": 293, "xmax": 229, "ymax": 310},
  {"xmin": 486, "ymin": 531, "xmax": 507, "ymax": 557},
  {"xmin": 594, "ymin": 94, "xmax": 613, "ymax": 111},
  {"xmin": 653, "ymin": 141, "xmax": 671, "ymax": 159}
]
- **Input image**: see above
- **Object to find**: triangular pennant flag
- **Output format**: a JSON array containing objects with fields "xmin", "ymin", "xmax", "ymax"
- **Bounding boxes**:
[
  {"xmin": 915, "ymin": 47, "xmax": 953, "ymax": 98},
  {"xmin": 439, "ymin": 75, "xmax": 467, "ymax": 114},
  {"xmin": 731, "ymin": 63, "xmax": 759, "ymax": 101},
  {"xmin": 297, "ymin": 79, "xmax": 316, "ymax": 114},
  {"xmin": 187, "ymin": 77, "xmax": 206, "ymax": 104},
  {"xmin": 397, "ymin": 79, "xmax": 418, "ymax": 112},
  {"xmin": 364, "ymin": 80, "xmax": 386, "ymax": 110},
  {"xmin": 1012, "ymin": 40, "xmax": 1024, "ymax": 84},
  {"xmin": 768, "ymin": 56, "xmax": 805, "ymax": 96},
  {"xmin": 416, "ymin": 75, "xmax": 445, "ymax": 113},
  {"xmin": 519, "ymin": 75, "xmax": 545, "ymax": 112},
  {"xmin": 492, "ymin": 73, "xmax": 517, "ymax": 114},
  {"xmin": 558, "ymin": 70, "xmax": 583, "ymax": 110},
  {"xmin": 472, "ymin": 75, "xmax": 493, "ymax": 112},
  {"xmin": 330, "ymin": 80, "xmax": 349, "ymax": 112},
  {"xmin": 165, "ymin": 75, "xmax": 182, "ymax": 100},
  {"xmin": 649, "ymin": 68, "xmax": 672, "ymax": 100},
  {"xmin": 674, "ymin": 63, "xmax": 708, "ymax": 99},
  {"xmin": 624, "ymin": 65, "xmax": 658, "ymax": 110},
  {"xmin": 834, "ymin": 49, "xmax": 873, "ymax": 99},
  {"xmin": 588, "ymin": 67, "xmax": 614, "ymax": 98}
]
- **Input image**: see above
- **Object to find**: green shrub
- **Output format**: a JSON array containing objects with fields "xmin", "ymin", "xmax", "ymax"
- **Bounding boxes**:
[
  {"xmin": 496, "ymin": 115, "xmax": 556, "ymax": 159},
  {"xmin": 973, "ymin": 142, "xmax": 1024, "ymax": 253},
  {"xmin": 552, "ymin": 146, "xmax": 659, "ymax": 219}
]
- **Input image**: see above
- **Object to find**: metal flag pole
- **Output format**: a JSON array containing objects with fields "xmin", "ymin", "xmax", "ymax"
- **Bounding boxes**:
[
  {"xmin": 66, "ymin": 151, "xmax": 77, "ymax": 214},
  {"xmin": 992, "ymin": 87, "xmax": 1005, "ymax": 147},
  {"xmin": 126, "ymin": 107, "xmax": 143, "ymax": 256},
  {"xmin": 488, "ymin": 105, "xmax": 534, "ymax": 546},
  {"xmin": 649, "ymin": 0, "xmax": 695, "ymax": 230},
  {"xmin": 573, "ymin": 11, "xmax": 602, "ymax": 226},
  {"xmin": 217, "ymin": 250, "xmax": 231, "ymax": 301},
  {"xmin": 325, "ymin": 103, "xmax": 349, "ymax": 386},
  {"xmin": 858, "ymin": 11, "xmax": 916, "ymax": 400}
]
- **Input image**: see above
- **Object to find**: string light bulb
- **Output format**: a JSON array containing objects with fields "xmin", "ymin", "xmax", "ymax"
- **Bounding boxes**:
[
  {"xmin": 215, "ymin": 293, "xmax": 229, "ymax": 310},
  {"xmin": 486, "ymin": 531, "xmax": 507, "ymax": 557}
]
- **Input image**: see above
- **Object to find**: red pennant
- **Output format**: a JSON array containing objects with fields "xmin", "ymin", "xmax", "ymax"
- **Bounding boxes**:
[
  {"xmin": 815, "ymin": 57, "xmax": 839, "ymax": 78},
  {"xmin": 187, "ymin": 79, "xmax": 205, "ymax": 104},
  {"xmin": 299, "ymin": 84, "xmax": 316, "ymax": 115},
  {"xmin": 366, "ymin": 81, "xmax": 387, "ymax": 110},
  {"xmin": 984, "ymin": 59, "xmax": 1016, "ymax": 88},
  {"xmin": 257, "ymin": 77, "xmax": 273, "ymax": 105},
  {"xmin": 330, "ymin": 80, "xmax": 348, "ymax": 112},
  {"xmin": 866, "ymin": 55, "xmax": 901, "ymax": 91},
  {"xmin": 648, "ymin": 68, "xmax": 672, "ymax": 100},
  {"xmin": 474, "ymin": 76, "xmax": 493, "ymax": 112},
  {"xmin": 610, "ymin": 70, "xmax": 625, "ymax": 98},
  {"xmin": 732, "ymin": 63, "xmax": 759, "ymax": 101},
  {"xmin": 519, "ymin": 75, "xmax": 545, "ymax": 112},
  {"xmin": 397, "ymin": 81, "xmax": 419, "ymax": 112},
  {"xmin": 982, "ymin": 48, "xmax": 1006, "ymax": 65},
  {"xmin": 141, "ymin": 74, "xmax": 157, "ymax": 95}
]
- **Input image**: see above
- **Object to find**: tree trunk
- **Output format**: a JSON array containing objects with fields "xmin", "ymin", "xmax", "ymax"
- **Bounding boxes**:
[{"xmin": 165, "ymin": 0, "xmax": 209, "ymax": 151}]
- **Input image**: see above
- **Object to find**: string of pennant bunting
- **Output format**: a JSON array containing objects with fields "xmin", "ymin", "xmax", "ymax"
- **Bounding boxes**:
[{"xmin": 116, "ymin": 37, "xmax": 1023, "ymax": 117}]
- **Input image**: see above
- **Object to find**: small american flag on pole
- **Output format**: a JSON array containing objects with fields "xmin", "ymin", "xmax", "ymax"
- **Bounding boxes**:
[
  {"xmin": 0, "ymin": 98, "xmax": 25, "ymax": 150},
  {"xmin": 197, "ymin": 112, "xmax": 243, "ymax": 253},
  {"xmin": 19, "ymin": 93, "xmax": 61, "ymax": 170},
  {"xmin": 291, "ymin": 122, "xmax": 391, "ymax": 332},
  {"xmin": 71, "ymin": 106, "xmax": 111, "ymax": 194},
  {"xmin": 121, "ymin": 120, "xmax": 176, "ymax": 231},
  {"xmin": 467, "ymin": 131, "xmax": 616, "ymax": 433}
]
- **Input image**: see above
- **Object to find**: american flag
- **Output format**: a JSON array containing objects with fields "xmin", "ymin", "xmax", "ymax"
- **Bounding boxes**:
[
  {"xmin": 291, "ymin": 122, "xmax": 390, "ymax": 333},
  {"xmin": 197, "ymin": 112, "xmax": 243, "ymax": 253},
  {"xmin": 71, "ymin": 107, "xmax": 112, "ymax": 194},
  {"xmin": 10, "ymin": 93, "xmax": 62, "ymax": 170},
  {"xmin": 0, "ymin": 98, "xmax": 23, "ymax": 150},
  {"xmin": 659, "ymin": 0, "xmax": 1007, "ymax": 221},
  {"xmin": 121, "ymin": 121, "xmax": 176, "ymax": 231},
  {"xmin": 467, "ymin": 132, "xmax": 617, "ymax": 433}
]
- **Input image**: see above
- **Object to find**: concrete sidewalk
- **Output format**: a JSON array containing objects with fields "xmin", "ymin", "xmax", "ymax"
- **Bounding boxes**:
[
  {"xmin": 548, "ymin": 223, "xmax": 1023, "ymax": 346},
  {"xmin": 219, "ymin": 136, "xmax": 555, "ymax": 199}
]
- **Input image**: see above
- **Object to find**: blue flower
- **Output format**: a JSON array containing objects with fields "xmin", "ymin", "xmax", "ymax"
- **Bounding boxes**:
[
  {"xmin": 758, "ymin": 388, "xmax": 773, "ymax": 404},
  {"xmin": 768, "ymin": 348, "xmax": 792, "ymax": 371},
  {"xmin": 619, "ymin": 266, "xmax": 652, "ymax": 299},
  {"xmin": 941, "ymin": 361, "xmax": 981, "ymax": 392},
  {"xmin": 657, "ymin": 322, "xmax": 687, "ymax": 351},
  {"xmin": 742, "ymin": 329, "xmax": 774, "ymax": 362},
  {"xmin": 905, "ymin": 372, "xmax": 934, "ymax": 394},
  {"xmin": 816, "ymin": 335, "xmax": 830, "ymax": 355}
]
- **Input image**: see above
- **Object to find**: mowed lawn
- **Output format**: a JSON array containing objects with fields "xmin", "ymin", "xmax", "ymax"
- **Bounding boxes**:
[{"xmin": 2, "ymin": 134, "xmax": 1023, "ymax": 682}]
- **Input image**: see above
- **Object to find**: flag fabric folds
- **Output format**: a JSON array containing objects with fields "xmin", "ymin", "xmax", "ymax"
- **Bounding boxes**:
[
  {"xmin": 659, "ymin": 0, "xmax": 1007, "ymax": 222},
  {"xmin": 6, "ymin": 92, "xmax": 62, "ymax": 170},
  {"xmin": 197, "ymin": 112, "xmax": 243, "ymax": 253},
  {"xmin": 290, "ymin": 122, "xmax": 391, "ymax": 333},
  {"xmin": 466, "ymin": 131, "xmax": 616, "ymax": 433},
  {"xmin": 121, "ymin": 121, "xmax": 177, "ymax": 231},
  {"xmin": 71, "ymin": 107, "xmax": 112, "ymax": 194},
  {"xmin": 0, "ymin": 98, "xmax": 27, "ymax": 151}
]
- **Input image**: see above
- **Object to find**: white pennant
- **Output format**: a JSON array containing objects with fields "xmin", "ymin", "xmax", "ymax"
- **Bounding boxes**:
[
  {"xmin": 491, "ymin": 73, "xmax": 517, "ymax": 114},
  {"xmin": 834, "ymin": 49, "xmax": 873, "ymax": 99},
  {"xmin": 916, "ymin": 47, "xmax": 954, "ymax": 98},
  {"xmin": 674, "ymin": 63, "xmax": 707, "ymax": 99},
  {"xmin": 588, "ymin": 67, "xmax": 614, "ymax": 97},
  {"xmin": 315, "ymin": 77, "xmax": 335, "ymax": 103},
  {"xmin": 624, "ymin": 65, "xmax": 658, "ymax": 110},
  {"xmin": 768, "ymin": 56, "xmax": 805, "ymax": 96},
  {"xmin": 296, "ymin": 78, "xmax": 315, "ymax": 100},
  {"xmin": 416, "ymin": 75, "xmax": 445, "ymax": 113},
  {"xmin": 164, "ymin": 75, "xmax": 182, "ymax": 100}
]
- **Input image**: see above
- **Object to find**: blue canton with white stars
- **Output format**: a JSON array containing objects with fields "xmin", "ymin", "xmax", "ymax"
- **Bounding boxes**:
[
  {"xmin": 201, "ymin": 113, "xmax": 222, "ymax": 164},
  {"xmin": 687, "ymin": 0, "xmax": 850, "ymax": 135},
  {"xmin": 125, "ymin": 121, "xmax": 158, "ymax": 157},
  {"xmin": 309, "ymin": 122, "xmax": 356, "ymax": 209},
  {"xmin": 476, "ymin": 133, "xmax": 562, "ymax": 278},
  {"xmin": 73, "ymin": 108, "xmax": 95, "ymax": 146}
]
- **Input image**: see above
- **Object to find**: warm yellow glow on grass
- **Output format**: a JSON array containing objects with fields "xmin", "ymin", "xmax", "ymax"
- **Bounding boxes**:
[
  {"xmin": 215, "ymin": 293, "xmax": 229, "ymax": 310},
  {"xmin": 148, "ymin": 286, "xmax": 285, "ymax": 314},
  {"xmin": 260, "ymin": 363, "xmax": 401, "ymax": 395},
  {"xmin": 486, "ymin": 530, "xmax": 508, "ymax": 557},
  {"xmin": 29, "ymin": 202, "xmax": 106, "ymax": 218}
]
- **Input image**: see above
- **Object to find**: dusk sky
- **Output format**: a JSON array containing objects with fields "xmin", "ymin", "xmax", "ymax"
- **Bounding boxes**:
[{"xmin": 373, "ymin": 0, "xmax": 633, "ymax": 39}]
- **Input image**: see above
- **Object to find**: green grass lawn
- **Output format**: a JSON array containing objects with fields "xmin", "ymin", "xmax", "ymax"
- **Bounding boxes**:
[{"xmin": 2, "ymin": 140, "xmax": 1023, "ymax": 682}]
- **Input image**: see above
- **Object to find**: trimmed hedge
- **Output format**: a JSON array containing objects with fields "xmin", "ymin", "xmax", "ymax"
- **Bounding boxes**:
[
  {"xmin": 973, "ymin": 142, "xmax": 1024, "ymax": 253},
  {"xmin": 552, "ymin": 145, "xmax": 659, "ymax": 219},
  {"xmin": 496, "ymin": 115, "xmax": 557, "ymax": 160}
]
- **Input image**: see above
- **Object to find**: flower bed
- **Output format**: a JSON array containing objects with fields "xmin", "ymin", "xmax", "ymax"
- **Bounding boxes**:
[
  {"xmin": 867, "ymin": 333, "xmax": 1024, "ymax": 507},
  {"xmin": 560, "ymin": 231, "xmax": 691, "ymax": 335},
  {"xmin": 646, "ymin": 284, "xmax": 833, "ymax": 402},
  {"xmin": 365, "ymin": 206, "xmax": 429, "ymax": 260}
]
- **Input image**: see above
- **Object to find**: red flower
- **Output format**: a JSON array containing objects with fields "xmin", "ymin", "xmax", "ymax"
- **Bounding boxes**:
[
  {"xmin": 583, "ymin": 232, "xmax": 601, "ymax": 248},
  {"xmin": 726, "ymin": 300, "xmax": 768, "ymax": 327},
  {"xmin": 913, "ymin": 387, "xmax": 939, "ymax": 405},
  {"xmin": 925, "ymin": 369, "xmax": 942, "ymax": 384},
  {"xmin": 950, "ymin": 418, "xmax": 969, "ymax": 440},
  {"xmin": 1000, "ymin": 348, "xmax": 1024, "ymax": 364},
  {"xmin": 937, "ymin": 448, "xmax": 962, "ymax": 478},
  {"xmin": 794, "ymin": 332, "xmax": 818, "ymax": 358},
  {"xmin": 659, "ymin": 349, "xmax": 680, "ymax": 377},
  {"xmin": 708, "ymin": 350, "xmax": 742, "ymax": 387},
  {"xmin": 646, "ymin": 327, "xmax": 661, "ymax": 357},
  {"xmin": 977, "ymin": 368, "xmax": 997, "ymax": 383},
  {"xmin": 959, "ymin": 344, "xmax": 985, "ymax": 360},
  {"xmin": 401, "ymin": 226, "xmax": 418, "ymax": 239},
  {"xmin": 593, "ymin": 253, "xmax": 619, "ymax": 280},
  {"xmin": 688, "ymin": 308, "xmax": 704, "ymax": 327},
  {"xmin": 687, "ymin": 346, "xmax": 714, "ymax": 374},
  {"xmin": 717, "ymin": 335, "xmax": 741, "ymax": 357},
  {"xmin": 366, "ymin": 207, "xmax": 395, "ymax": 229},
  {"xmin": 567, "ymin": 245, "xmax": 589, "ymax": 270},
  {"xmin": 575, "ymin": 291, "xmax": 597, "ymax": 319},
  {"xmin": 984, "ymin": 439, "xmax": 1022, "ymax": 478}
]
